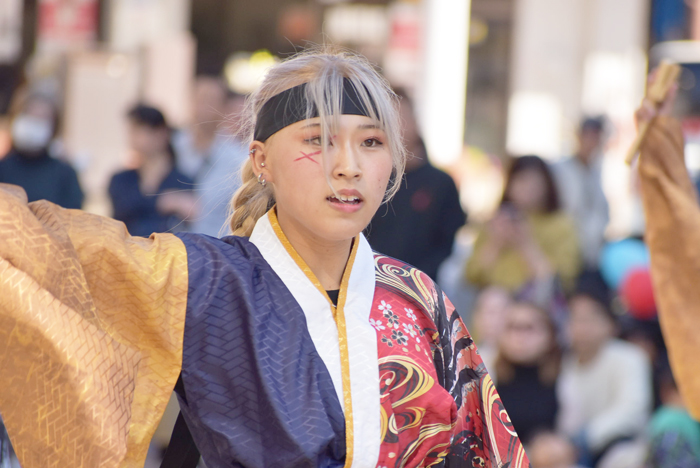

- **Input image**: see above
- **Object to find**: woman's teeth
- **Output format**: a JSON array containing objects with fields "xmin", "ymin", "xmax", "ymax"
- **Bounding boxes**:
[{"xmin": 329, "ymin": 196, "xmax": 361, "ymax": 204}]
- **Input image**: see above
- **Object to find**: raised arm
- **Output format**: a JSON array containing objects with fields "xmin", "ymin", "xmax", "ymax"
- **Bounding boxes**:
[
  {"xmin": 0, "ymin": 184, "xmax": 188, "ymax": 467},
  {"xmin": 636, "ymin": 81, "xmax": 700, "ymax": 419}
]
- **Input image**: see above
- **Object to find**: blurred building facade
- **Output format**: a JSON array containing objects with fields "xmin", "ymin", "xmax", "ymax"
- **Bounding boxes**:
[{"xmin": 0, "ymin": 0, "xmax": 699, "ymax": 234}]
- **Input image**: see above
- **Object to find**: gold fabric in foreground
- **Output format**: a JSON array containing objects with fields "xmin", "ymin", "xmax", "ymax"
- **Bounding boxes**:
[
  {"xmin": 639, "ymin": 117, "xmax": 700, "ymax": 419},
  {"xmin": 0, "ymin": 184, "xmax": 188, "ymax": 467}
]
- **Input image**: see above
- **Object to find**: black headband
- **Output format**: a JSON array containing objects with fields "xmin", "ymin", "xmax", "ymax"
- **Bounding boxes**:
[{"xmin": 253, "ymin": 78, "xmax": 375, "ymax": 142}]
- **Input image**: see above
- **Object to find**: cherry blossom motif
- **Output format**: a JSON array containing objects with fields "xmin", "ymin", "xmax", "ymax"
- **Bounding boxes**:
[
  {"xmin": 391, "ymin": 329, "xmax": 408, "ymax": 345},
  {"xmin": 370, "ymin": 318, "xmax": 386, "ymax": 331},
  {"xmin": 402, "ymin": 323, "xmax": 419, "ymax": 343},
  {"xmin": 381, "ymin": 335, "xmax": 394, "ymax": 347},
  {"xmin": 383, "ymin": 309, "xmax": 400, "ymax": 329},
  {"xmin": 404, "ymin": 307, "xmax": 417, "ymax": 321},
  {"xmin": 378, "ymin": 300, "xmax": 392, "ymax": 312}
]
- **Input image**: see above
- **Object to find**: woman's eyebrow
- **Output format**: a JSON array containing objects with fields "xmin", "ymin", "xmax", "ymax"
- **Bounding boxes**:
[
  {"xmin": 358, "ymin": 124, "xmax": 381, "ymax": 130},
  {"xmin": 300, "ymin": 123, "xmax": 321, "ymax": 129}
]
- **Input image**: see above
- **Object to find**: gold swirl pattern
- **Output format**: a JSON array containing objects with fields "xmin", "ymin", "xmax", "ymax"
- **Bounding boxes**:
[
  {"xmin": 373, "ymin": 255, "xmax": 435, "ymax": 314},
  {"xmin": 378, "ymin": 355, "xmax": 434, "ymax": 408},
  {"xmin": 481, "ymin": 373, "xmax": 527, "ymax": 467},
  {"xmin": 379, "ymin": 405, "xmax": 389, "ymax": 441},
  {"xmin": 373, "ymin": 252, "xmax": 530, "ymax": 468},
  {"xmin": 400, "ymin": 422, "xmax": 455, "ymax": 465},
  {"xmin": 400, "ymin": 407, "xmax": 428, "ymax": 431}
]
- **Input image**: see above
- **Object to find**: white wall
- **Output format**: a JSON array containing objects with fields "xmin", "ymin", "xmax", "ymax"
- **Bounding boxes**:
[
  {"xmin": 507, "ymin": 0, "xmax": 649, "ymax": 160},
  {"xmin": 507, "ymin": 0, "xmax": 650, "ymax": 237},
  {"xmin": 419, "ymin": 0, "xmax": 471, "ymax": 166}
]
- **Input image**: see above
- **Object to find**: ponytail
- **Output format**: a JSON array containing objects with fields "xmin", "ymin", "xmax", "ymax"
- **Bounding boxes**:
[{"xmin": 229, "ymin": 159, "xmax": 274, "ymax": 237}]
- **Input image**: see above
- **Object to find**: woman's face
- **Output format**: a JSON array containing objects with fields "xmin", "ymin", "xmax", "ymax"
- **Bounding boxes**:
[
  {"xmin": 507, "ymin": 169, "xmax": 548, "ymax": 213},
  {"xmin": 260, "ymin": 114, "xmax": 393, "ymax": 245},
  {"xmin": 128, "ymin": 123, "xmax": 168, "ymax": 158},
  {"xmin": 568, "ymin": 295, "xmax": 614, "ymax": 358},
  {"xmin": 499, "ymin": 303, "xmax": 552, "ymax": 365}
]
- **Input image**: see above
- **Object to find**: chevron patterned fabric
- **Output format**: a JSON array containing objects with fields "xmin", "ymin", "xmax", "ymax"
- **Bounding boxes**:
[
  {"xmin": 0, "ymin": 183, "xmax": 528, "ymax": 468},
  {"xmin": 0, "ymin": 184, "xmax": 188, "ymax": 467},
  {"xmin": 176, "ymin": 233, "xmax": 346, "ymax": 467}
]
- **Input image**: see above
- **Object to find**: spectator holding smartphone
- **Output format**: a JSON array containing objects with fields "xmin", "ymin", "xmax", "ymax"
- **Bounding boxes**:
[{"xmin": 465, "ymin": 155, "xmax": 581, "ymax": 295}]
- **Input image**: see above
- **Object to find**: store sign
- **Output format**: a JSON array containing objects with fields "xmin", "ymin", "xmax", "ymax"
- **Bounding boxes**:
[
  {"xmin": 37, "ymin": 0, "xmax": 98, "ymax": 51},
  {"xmin": 0, "ymin": 0, "xmax": 23, "ymax": 62}
]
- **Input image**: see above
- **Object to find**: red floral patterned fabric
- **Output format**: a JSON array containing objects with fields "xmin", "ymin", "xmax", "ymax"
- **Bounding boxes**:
[{"xmin": 371, "ymin": 254, "xmax": 530, "ymax": 468}]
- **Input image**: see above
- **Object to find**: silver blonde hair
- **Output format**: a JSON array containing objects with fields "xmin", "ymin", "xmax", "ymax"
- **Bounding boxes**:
[{"xmin": 229, "ymin": 47, "xmax": 406, "ymax": 237}]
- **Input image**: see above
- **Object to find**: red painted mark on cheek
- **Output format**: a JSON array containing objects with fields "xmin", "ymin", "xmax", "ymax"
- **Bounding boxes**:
[{"xmin": 295, "ymin": 151, "xmax": 321, "ymax": 164}]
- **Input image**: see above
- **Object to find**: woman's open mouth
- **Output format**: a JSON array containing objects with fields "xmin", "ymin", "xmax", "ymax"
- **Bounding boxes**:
[
  {"xmin": 326, "ymin": 192, "xmax": 364, "ymax": 213},
  {"xmin": 327, "ymin": 195, "xmax": 361, "ymax": 205}
]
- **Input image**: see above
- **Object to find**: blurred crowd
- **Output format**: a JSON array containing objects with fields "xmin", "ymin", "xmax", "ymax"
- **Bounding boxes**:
[
  {"xmin": 0, "ymin": 66, "xmax": 699, "ymax": 468},
  {"xmin": 456, "ymin": 117, "xmax": 700, "ymax": 468},
  {"xmin": 0, "ymin": 75, "xmax": 249, "ymax": 241}
]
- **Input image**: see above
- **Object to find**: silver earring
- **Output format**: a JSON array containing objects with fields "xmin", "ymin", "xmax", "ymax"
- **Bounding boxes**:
[
  {"xmin": 257, "ymin": 172, "xmax": 267, "ymax": 187},
  {"xmin": 249, "ymin": 149, "xmax": 256, "ymax": 155},
  {"xmin": 260, "ymin": 162, "xmax": 266, "ymax": 167}
]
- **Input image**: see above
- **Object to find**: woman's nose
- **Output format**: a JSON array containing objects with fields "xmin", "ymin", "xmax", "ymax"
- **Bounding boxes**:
[{"xmin": 332, "ymin": 142, "xmax": 362, "ymax": 179}]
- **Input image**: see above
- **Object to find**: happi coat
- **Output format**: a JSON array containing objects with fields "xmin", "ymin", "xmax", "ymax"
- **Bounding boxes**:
[
  {"xmin": 0, "ymin": 184, "xmax": 529, "ymax": 468},
  {"xmin": 638, "ymin": 116, "xmax": 700, "ymax": 421}
]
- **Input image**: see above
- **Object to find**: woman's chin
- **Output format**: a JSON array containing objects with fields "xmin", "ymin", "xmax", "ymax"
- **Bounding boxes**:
[{"xmin": 314, "ymin": 218, "xmax": 369, "ymax": 243}]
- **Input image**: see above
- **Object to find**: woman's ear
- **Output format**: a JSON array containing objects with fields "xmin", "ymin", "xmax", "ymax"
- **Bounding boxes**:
[{"xmin": 249, "ymin": 141, "xmax": 272, "ymax": 183}]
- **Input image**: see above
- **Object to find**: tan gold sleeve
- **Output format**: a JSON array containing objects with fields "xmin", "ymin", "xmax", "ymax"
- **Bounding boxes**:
[
  {"xmin": 0, "ymin": 184, "xmax": 188, "ymax": 467},
  {"xmin": 638, "ymin": 117, "xmax": 700, "ymax": 419}
]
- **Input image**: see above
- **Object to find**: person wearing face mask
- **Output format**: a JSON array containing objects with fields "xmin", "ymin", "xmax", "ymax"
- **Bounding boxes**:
[{"xmin": 0, "ymin": 94, "xmax": 83, "ymax": 209}]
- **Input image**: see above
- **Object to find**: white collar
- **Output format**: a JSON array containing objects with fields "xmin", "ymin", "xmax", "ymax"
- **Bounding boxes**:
[{"xmin": 249, "ymin": 210, "xmax": 381, "ymax": 468}]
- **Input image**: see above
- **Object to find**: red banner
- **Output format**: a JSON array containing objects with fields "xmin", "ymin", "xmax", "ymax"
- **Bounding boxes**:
[{"xmin": 37, "ymin": 0, "xmax": 98, "ymax": 50}]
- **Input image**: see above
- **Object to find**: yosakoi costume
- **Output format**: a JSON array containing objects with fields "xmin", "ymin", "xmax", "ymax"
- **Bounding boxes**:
[
  {"xmin": 0, "ymin": 79, "xmax": 529, "ymax": 468},
  {"xmin": 637, "ymin": 116, "xmax": 700, "ymax": 421}
]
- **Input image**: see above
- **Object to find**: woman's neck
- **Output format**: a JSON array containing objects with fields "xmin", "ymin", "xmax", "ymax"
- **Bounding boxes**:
[
  {"xmin": 138, "ymin": 151, "xmax": 171, "ymax": 194},
  {"xmin": 275, "ymin": 210, "xmax": 353, "ymax": 291}
]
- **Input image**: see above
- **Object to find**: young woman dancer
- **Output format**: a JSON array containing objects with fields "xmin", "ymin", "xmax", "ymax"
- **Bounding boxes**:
[{"xmin": 0, "ymin": 50, "xmax": 529, "ymax": 468}]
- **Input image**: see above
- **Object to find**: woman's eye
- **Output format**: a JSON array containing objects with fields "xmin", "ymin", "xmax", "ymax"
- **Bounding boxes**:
[
  {"xmin": 363, "ymin": 138, "xmax": 383, "ymax": 148},
  {"xmin": 304, "ymin": 136, "xmax": 334, "ymax": 146},
  {"xmin": 304, "ymin": 136, "xmax": 322, "ymax": 145}
]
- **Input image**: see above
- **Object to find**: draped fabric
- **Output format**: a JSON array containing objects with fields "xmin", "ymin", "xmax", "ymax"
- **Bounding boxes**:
[
  {"xmin": 638, "ymin": 116, "xmax": 700, "ymax": 419},
  {"xmin": 372, "ymin": 255, "xmax": 529, "ymax": 467},
  {"xmin": 175, "ymin": 233, "xmax": 347, "ymax": 467},
  {"xmin": 0, "ymin": 184, "xmax": 528, "ymax": 467},
  {"xmin": 0, "ymin": 184, "xmax": 188, "ymax": 467}
]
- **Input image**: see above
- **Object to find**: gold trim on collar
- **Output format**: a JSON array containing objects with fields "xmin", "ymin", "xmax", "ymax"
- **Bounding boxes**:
[{"xmin": 268, "ymin": 208, "xmax": 357, "ymax": 468}]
